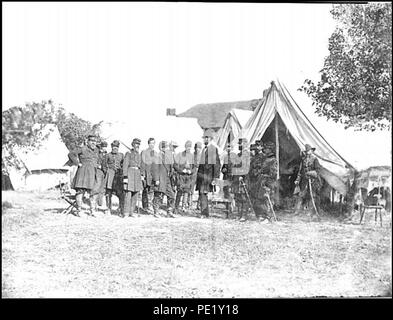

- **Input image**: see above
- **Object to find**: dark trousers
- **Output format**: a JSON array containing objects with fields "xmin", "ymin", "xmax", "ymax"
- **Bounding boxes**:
[
  {"xmin": 199, "ymin": 191, "xmax": 209, "ymax": 216},
  {"xmin": 124, "ymin": 191, "xmax": 139, "ymax": 216},
  {"xmin": 142, "ymin": 186, "xmax": 154, "ymax": 209},
  {"xmin": 106, "ymin": 189, "xmax": 124, "ymax": 213}
]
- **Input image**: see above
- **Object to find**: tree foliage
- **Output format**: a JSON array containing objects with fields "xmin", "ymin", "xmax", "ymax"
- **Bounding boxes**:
[
  {"xmin": 299, "ymin": 3, "xmax": 392, "ymax": 131},
  {"xmin": 2, "ymin": 100, "xmax": 96, "ymax": 169}
]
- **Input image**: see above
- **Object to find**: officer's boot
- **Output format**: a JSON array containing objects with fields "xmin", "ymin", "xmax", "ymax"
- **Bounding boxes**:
[
  {"xmin": 76, "ymin": 192, "xmax": 84, "ymax": 212},
  {"xmin": 167, "ymin": 197, "xmax": 175, "ymax": 218},
  {"xmin": 182, "ymin": 192, "xmax": 189, "ymax": 213},
  {"xmin": 106, "ymin": 194, "xmax": 112, "ymax": 213},
  {"xmin": 89, "ymin": 194, "xmax": 97, "ymax": 216},
  {"xmin": 175, "ymin": 191, "xmax": 182, "ymax": 214},
  {"xmin": 294, "ymin": 197, "xmax": 303, "ymax": 215},
  {"xmin": 188, "ymin": 192, "xmax": 193, "ymax": 208}
]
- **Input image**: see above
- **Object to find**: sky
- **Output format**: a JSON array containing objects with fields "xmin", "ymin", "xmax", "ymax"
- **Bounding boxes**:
[{"xmin": 2, "ymin": 2, "xmax": 391, "ymax": 170}]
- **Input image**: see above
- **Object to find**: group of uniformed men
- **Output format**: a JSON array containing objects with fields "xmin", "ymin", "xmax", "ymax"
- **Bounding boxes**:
[{"xmin": 68, "ymin": 131, "xmax": 322, "ymax": 221}]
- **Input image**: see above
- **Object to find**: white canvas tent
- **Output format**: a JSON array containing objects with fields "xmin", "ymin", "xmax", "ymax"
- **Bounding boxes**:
[
  {"xmin": 6, "ymin": 124, "xmax": 70, "ymax": 191},
  {"xmin": 97, "ymin": 116, "xmax": 203, "ymax": 153},
  {"xmin": 216, "ymin": 109, "xmax": 253, "ymax": 150},
  {"xmin": 241, "ymin": 80, "xmax": 355, "ymax": 195}
]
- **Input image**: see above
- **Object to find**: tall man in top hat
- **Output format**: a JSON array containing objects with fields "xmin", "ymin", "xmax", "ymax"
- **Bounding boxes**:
[
  {"xmin": 68, "ymin": 135, "xmax": 100, "ymax": 215},
  {"xmin": 141, "ymin": 137, "xmax": 158, "ymax": 214},
  {"xmin": 151, "ymin": 141, "xmax": 176, "ymax": 218},
  {"xmin": 104, "ymin": 140, "xmax": 124, "ymax": 214},
  {"xmin": 123, "ymin": 138, "xmax": 143, "ymax": 217},
  {"xmin": 196, "ymin": 129, "xmax": 221, "ymax": 218},
  {"xmin": 294, "ymin": 144, "xmax": 322, "ymax": 219}
]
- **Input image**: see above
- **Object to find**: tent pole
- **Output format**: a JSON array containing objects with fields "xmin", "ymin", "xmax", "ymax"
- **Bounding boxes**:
[{"xmin": 275, "ymin": 113, "xmax": 280, "ymax": 205}]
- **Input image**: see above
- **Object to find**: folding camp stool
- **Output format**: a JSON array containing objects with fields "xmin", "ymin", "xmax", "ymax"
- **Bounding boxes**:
[
  {"xmin": 359, "ymin": 204, "xmax": 384, "ymax": 227},
  {"xmin": 60, "ymin": 191, "xmax": 81, "ymax": 217}
]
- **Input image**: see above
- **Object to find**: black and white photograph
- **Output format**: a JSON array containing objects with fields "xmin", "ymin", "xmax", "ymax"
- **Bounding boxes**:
[{"xmin": 2, "ymin": 2, "xmax": 392, "ymax": 300}]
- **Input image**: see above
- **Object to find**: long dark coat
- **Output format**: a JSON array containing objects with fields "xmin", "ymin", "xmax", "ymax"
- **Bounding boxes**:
[
  {"xmin": 123, "ymin": 149, "xmax": 143, "ymax": 192},
  {"xmin": 104, "ymin": 152, "xmax": 124, "ymax": 191},
  {"xmin": 196, "ymin": 144, "xmax": 221, "ymax": 193},
  {"xmin": 92, "ymin": 150, "xmax": 108, "ymax": 194},
  {"xmin": 151, "ymin": 151, "xmax": 174, "ymax": 195},
  {"xmin": 190, "ymin": 151, "xmax": 202, "ymax": 192},
  {"xmin": 69, "ymin": 146, "xmax": 100, "ymax": 190}
]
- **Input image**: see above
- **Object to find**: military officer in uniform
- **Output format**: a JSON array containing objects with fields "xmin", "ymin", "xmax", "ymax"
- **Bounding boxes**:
[
  {"xmin": 231, "ymin": 138, "xmax": 251, "ymax": 221},
  {"xmin": 249, "ymin": 141, "xmax": 277, "ymax": 222},
  {"xmin": 123, "ymin": 138, "xmax": 143, "ymax": 217},
  {"xmin": 294, "ymin": 144, "xmax": 322, "ymax": 219},
  {"xmin": 141, "ymin": 137, "xmax": 158, "ymax": 214},
  {"xmin": 196, "ymin": 129, "xmax": 221, "ymax": 218},
  {"xmin": 174, "ymin": 140, "xmax": 195, "ymax": 214},
  {"xmin": 104, "ymin": 140, "xmax": 124, "ymax": 215},
  {"xmin": 68, "ymin": 135, "xmax": 100, "ymax": 215},
  {"xmin": 151, "ymin": 141, "xmax": 176, "ymax": 218},
  {"xmin": 93, "ymin": 141, "xmax": 108, "ymax": 211}
]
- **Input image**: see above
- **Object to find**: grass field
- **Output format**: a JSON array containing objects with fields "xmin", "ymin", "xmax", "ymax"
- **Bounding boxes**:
[{"xmin": 2, "ymin": 190, "xmax": 392, "ymax": 298}]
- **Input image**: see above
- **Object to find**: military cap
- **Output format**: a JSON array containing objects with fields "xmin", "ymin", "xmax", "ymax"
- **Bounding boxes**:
[
  {"xmin": 111, "ymin": 140, "xmax": 120, "ymax": 147},
  {"xmin": 132, "ymin": 138, "xmax": 141, "ymax": 145},
  {"xmin": 250, "ymin": 143, "xmax": 258, "ymax": 150},
  {"xmin": 185, "ymin": 140, "xmax": 192, "ymax": 148},
  {"xmin": 194, "ymin": 142, "xmax": 202, "ymax": 149},
  {"xmin": 100, "ymin": 141, "xmax": 108, "ymax": 148},
  {"xmin": 304, "ymin": 144, "xmax": 316, "ymax": 152}
]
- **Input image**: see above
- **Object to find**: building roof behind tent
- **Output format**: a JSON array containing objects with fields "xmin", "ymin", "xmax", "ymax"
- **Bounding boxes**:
[{"xmin": 177, "ymin": 99, "xmax": 260, "ymax": 129}]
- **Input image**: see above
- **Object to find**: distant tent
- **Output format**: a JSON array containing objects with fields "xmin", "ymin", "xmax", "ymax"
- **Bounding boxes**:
[
  {"xmin": 216, "ymin": 109, "xmax": 253, "ymax": 150},
  {"xmin": 2, "ymin": 160, "xmax": 14, "ymax": 191},
  {"xmin": 242, "ymin": 80, "xmax": 355, "ymax": 195},
  {"xmin": 6, "ymin": 124, "xmax": 70, "ymax": 191}
]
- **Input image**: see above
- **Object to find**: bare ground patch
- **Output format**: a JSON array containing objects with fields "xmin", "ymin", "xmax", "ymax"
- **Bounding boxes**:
[{"xmin": 2, "ymin": 190, "xmax": 391, "ymax": 298}]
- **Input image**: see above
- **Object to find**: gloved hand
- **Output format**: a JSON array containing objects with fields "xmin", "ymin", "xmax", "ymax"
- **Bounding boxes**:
[{"xmin": 155, "ymin": 180, "xmax": 160, "ymax": 186}]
